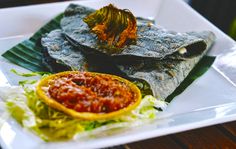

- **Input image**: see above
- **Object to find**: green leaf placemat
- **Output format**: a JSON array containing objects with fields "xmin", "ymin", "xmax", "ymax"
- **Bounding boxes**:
[
  {"xmin": 2, "ymin": 13, "xmax": 63, "ymax": 72},
  {"xmin": 166, "ymin": 56, "xmax": 215, "ymax": 102}
]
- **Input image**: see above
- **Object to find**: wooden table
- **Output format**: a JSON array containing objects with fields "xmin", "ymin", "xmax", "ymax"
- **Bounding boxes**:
[
  {"xmin": 124, "ymin": 122, "xmax": 236, "ymax": 149},
  {"xmin": 1, "ymin": 1, "xmax": 236, "ymax": 149}
]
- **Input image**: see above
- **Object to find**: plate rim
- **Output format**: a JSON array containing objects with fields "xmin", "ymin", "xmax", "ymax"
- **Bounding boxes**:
[{"xmin": 1, "ymin": 0, "xmax": 236, "ymax": 148}]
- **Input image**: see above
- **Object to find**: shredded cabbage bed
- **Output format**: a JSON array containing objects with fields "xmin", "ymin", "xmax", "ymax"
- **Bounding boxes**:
[{"xmin": 0, "ymin": 74, "xmax": 167, "ymax": 142}]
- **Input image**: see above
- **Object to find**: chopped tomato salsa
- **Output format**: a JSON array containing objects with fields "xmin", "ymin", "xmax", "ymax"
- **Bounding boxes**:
[{"xmin": 48, "ymin": 72, "xmax": 137, "ymax": 113}]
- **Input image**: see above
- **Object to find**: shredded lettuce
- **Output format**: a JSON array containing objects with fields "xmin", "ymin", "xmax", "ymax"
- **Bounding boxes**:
[
  {"xmin": 0, "ymin": 78, "xmax": 167, "ymax": 141},
  {"xmin": 10, "ymin": 69, "xmax": 51, "ymax": 77}
]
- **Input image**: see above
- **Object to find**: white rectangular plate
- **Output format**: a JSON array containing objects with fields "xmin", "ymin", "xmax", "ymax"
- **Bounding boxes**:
[{"xmin": 0, "ymin": 0, "xmax": 236, "ymax": 148}]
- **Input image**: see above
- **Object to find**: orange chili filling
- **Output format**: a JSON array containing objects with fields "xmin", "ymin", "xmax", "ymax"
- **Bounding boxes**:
[{"xmin": 48, "ymin": 72, "xmax": 136, "ymax": 113}]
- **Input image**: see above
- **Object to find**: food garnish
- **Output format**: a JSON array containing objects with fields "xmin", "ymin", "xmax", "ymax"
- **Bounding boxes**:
[
  {"xmin": 36, "ymin": 71, "xmax": 141, "ymax": 120},
  {"xmin": 83, "ymin": 4, "xmax": 137, "ymax": 48},
  {"xmin": 0, "ymin": 71, "xmax": 166, "ymax": 141}
]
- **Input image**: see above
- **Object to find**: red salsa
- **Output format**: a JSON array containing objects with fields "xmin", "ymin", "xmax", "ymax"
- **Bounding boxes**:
[{"xmin": 48, "ymin": 72, "xmax": 137, "ymax": 113}]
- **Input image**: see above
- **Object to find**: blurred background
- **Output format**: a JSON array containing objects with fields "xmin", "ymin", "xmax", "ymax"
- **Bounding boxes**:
[{"xmin": 0, "ymin": 0, "xmax": 235, "ymax": 40}]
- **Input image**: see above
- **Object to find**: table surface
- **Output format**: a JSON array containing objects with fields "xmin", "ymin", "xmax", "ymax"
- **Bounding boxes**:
[{"xmin": 1, "ymin": 1, "xmax": 236, "ymax": 149}]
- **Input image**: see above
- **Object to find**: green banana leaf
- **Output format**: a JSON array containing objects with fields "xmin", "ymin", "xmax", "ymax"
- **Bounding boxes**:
[
  {"xmin": 1, "ymin": 13, "xmax": 215, "ymax": 102},
  {"xmin": 2, "ymin": 13, "xmax": 63, "ymax": 72},
  {"xmin": 166, "ymin": 56, "xmax": 215, "ymax": 102}
]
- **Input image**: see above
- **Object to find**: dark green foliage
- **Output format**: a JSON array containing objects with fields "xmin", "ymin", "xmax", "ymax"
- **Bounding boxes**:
[
  {"xmin": 166, "ymin": 56, "xmax": 215, "ymax": 102},
  {"xmin": 2, "ymin": 14, "xmax": 63, "ymax": 72}
]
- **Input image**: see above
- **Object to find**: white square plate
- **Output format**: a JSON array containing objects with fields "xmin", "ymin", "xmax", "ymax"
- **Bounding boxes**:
[{"xmin": 0, "ymin": 0, "xmax": 236, "ymax": 148}]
